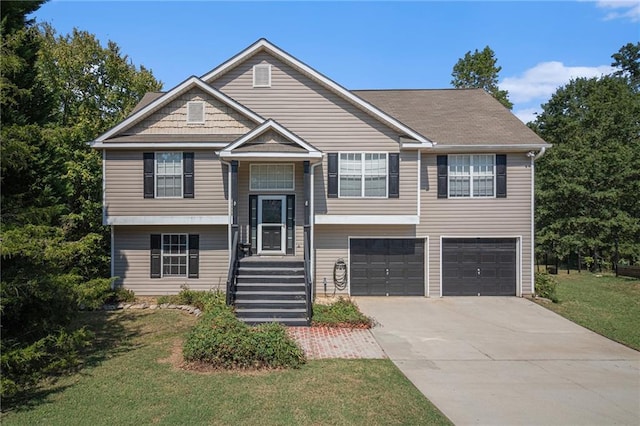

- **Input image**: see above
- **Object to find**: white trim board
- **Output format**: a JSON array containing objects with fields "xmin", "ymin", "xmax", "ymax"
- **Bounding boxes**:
[
  {"xmin": 201, "ymin": 39, "xmax": 432, "ymax": 147},
  {"xmin": 105, "ymin": 215, "xmax": 229, "ymax": 225},
  {"xmin": 92, "ymin": 142, "xmax": 228, "ymax": 150},
  {"xmin": 314, "ymin": 215, "xmax": 419, "ymax": 225},
  {"xmin": 220, "ymin": 152, "xmax": 323, "ymax": 160}
]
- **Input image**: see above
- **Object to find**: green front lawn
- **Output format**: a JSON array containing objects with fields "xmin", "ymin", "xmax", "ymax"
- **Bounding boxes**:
[
  {"xmin": 535, "ymin": 271, "xmax": 640, "ymax": 350},
  {"xmin": 1, "ymin": 310, "xmax": 451, "ymax": 425}
]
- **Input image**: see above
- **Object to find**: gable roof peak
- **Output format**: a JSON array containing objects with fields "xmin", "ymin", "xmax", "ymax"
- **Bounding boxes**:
[
  {"xmin": 92, "ymin": 75, "xmax": 264, "ymax": 143},
  {"xmin": 201, "ymin": 39, "xmax": 432, "ymax": 146}
]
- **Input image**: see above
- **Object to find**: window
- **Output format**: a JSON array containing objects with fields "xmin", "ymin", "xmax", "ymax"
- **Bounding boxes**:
[
  {"xmin": 449, "ymin": 154, "xmax": 495, "ymax": 197},
  {"xmin": 156, "ymin": 152, "xmax": 183, "ymax": 198},
  {"xmin": 162, "ymin": 234, "xmax": 187, "ymax": 277},
  {"xmin": 186, "ymin": 101, "xmax": 205, "ymax": 123},
  {"xmin": 250, "ymin": 164, "xmax": 294, "ymax": 191},
  {"xmin": 339, "ymin": 153, "xmax": 387, "ymax": 197},
  {"xmin": 253, "ymin": 64, "xmax": 271, "ymax": 87}
]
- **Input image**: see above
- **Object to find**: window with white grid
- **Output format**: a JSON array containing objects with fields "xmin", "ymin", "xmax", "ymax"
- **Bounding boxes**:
[
  {"xmin": 162, "ymin": 234, "xmax": 187, "ymax": 277},
  {"xmin": 250, "ymin": 164, "xmax": 294, "ymax": 191},
  {"xmin": 449, "ymin": 154, "xmax": 495, "ymax": 198},
  {"xmin": 156, "ymin": 152, "xmax": 183, "ymax": 198},
  {"xmin": 339, "ymin": 153, "xmax": 387, "ymax": 197}
]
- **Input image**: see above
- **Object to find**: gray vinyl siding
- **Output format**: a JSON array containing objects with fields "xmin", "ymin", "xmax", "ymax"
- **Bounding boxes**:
[
  {"xmin": 236, "ymin": 162, "xmax": 305, "ymax": 254},
  {"xmin": 313, "ymin": 224, "xmax": 418, "ymax": 296},
  {"xmin": 417, "ymin": 153, "xmax": 533, "ymax": 297},
  {"xmin": 127, "ymin": 88, "xmax": 254, "ymax": 135},
  {"xmin": 210, "ymin": 52, "xmax": 417, "ymax": 216},
  {"xmin": 105, "ymin": 150, "xmax": 228, "ymax": 217},
  {"xmin": 113, "ymin": 225, "xmax": 228, "ymax": 295}
]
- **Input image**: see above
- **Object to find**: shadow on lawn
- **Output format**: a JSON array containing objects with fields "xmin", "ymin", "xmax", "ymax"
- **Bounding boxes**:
[{"xmin": 3, "ymin": 310, "xmax": 145, "ymax": 413}]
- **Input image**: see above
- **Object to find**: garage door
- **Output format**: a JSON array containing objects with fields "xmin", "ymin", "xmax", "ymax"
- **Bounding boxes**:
[
  {"xmin": 442, "ymin": 238, "xmax": 517, "ymax": 296},
  {"xmin": 350, "ymin": 238, "xmax": 425, "ymax": 296}
]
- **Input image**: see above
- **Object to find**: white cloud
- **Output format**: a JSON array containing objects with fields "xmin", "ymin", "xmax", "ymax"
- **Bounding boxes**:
[
  {"xmin": 513, "ymin": 108, "xmax": 540, "ymax": 124},
  {"xmin": 595, "ymin": 0, "xmax": 640, "ymax": 22},
  {"xmin": 501, "ymin": 61, "xmax": 615, "ymax": 103}
]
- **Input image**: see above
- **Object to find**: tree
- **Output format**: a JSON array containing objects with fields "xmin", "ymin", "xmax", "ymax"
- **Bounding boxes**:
[
  {"xmin": 611, "ymin": 42, "xmax": 640, "ymax": 90},
  {"xmin": 37, "ymin": 25, "xmax": 162, "ymax": 136},
  {"xmin": 0, "ymin": 0, "xmax": 51, "ymax": 125},
  {"xmin": 1, "ymin": 4, "xmax": 162, "ymax": 399},
  {"xmin": 451, "ymin": 46, "xmax": 513, "ymax": 109},
  {"xmin": 532, "ymin": 75, "xmax": 640, "ymax": 268}
]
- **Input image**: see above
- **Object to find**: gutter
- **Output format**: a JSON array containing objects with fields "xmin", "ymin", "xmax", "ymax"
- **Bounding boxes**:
[{"xmin": 309, "ymin": 159, "xmax": 323, "ymax": 299}]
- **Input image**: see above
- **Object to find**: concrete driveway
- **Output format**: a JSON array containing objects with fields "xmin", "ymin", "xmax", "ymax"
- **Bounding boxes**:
[{"xmin": 355, "ymin": 297, "xmax": 640, "ymax": 426}]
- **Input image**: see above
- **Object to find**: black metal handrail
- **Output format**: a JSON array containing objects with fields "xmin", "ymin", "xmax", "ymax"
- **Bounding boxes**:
[
  {"xmin": 303, "ymin": 226, "xmax": 313, "ymax": 325},
  {"xmin": 226, "ymin": 228, "xmax": 240, "ymax": 306}
]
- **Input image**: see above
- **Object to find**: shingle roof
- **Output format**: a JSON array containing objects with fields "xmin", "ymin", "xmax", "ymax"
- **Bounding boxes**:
[
  {"xmin": 126, "ymin": 88, "xmax": 548, "ymax": 148},
  {"xmin": 353, "ymin": 89, "xmax": 548, "ymax": 146},
  {"xmin": 129, "ymin": 92, "xmax": 164, "ymax": 115}
]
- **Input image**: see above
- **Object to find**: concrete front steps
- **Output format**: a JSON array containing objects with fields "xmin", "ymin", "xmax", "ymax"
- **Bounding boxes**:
[{"xmin": 234, "ymin": 257, "xmax": 309, "ymax": 326}]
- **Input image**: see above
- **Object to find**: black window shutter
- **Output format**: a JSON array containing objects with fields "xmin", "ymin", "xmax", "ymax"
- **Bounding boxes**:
[
  {"xmin": 437, "ymin": 155, "xmax": 448, "ymax": 199},
  {"xmin": 249, "ymin": 195, "xmax": 258, "ymax": 255},
  {"xmin": 183, "ymin": 152, "xmax": 194, "ymax": 198},
  {"xmin": 286, "ymin": 195, "xmax": 295, "ymax": 255},
  {"xmin": 150, "ymin": 234, "xmax": 161, "ymax": 278},
  {"xmin": 327, "ymin": 153, "xmax": 338, "ymax": 198},
  {"xmin": 496, "ymin": 154, "xmax": 507, "ymax": 198},
  {"xmin": 388, "ymin": 153, "xmax": 400, "ymax": 198},
  {"xmin": 188, "ymin": 234, "xmax": 199, "ymax": 278},
  {"xmin": 143, "ymin": 152, "xmax": 155, "ymax": 198}
]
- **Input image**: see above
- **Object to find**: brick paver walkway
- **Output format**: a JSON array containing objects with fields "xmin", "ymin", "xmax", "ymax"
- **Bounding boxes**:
[{"xmin": 288, "ymin": 327, "xmax": 387, "ymax": 359}]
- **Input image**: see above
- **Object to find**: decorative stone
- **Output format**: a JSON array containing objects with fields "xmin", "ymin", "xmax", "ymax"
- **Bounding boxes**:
[
  {"xmin": 116, "ymin": 303, "xmax": 125, "ymax": 309},
  {"xmin": 160, "ymin": 303, "xmax": 169, "ymax": 309},
  {"xmin": 102, "ymin": 304, "xmax": 117, "ymax": 311},
  {"xmin": 149, "ymin": 304, "xmax": 158, "ymax": 310},
  {"xmin": 123, "ymin": 303, "xmax": 132, "ymax": 309},
  {"xmin": 193, "ymin": 308, "xmax": 201, "ymax": 316},
  {"xmin": 168, "ymin": 304, "xmax": 177, "ymax": 309}
]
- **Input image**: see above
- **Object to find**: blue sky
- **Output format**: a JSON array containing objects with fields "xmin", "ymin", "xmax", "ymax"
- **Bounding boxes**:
[{"xmin": 31, "ymin": 1, "xmax": 639, "ymax": 123}]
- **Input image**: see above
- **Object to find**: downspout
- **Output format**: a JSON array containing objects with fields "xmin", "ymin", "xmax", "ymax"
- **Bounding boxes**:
[
  {"xmin": 110, "ymin": 226, "xmax": 115, "ymax": 290},
  {"xmin": 534, "ymin": 146, "xmax": 547, "ymax": 160},
  {"xmin": 220, "ymin": 158, "xmax": 233, "ymax": 265},
  {"xmin": 528, "ymin": 147, "xmax": 547, "ymax": 295},
  {"xmin": 104, "ymin": 149, "xmax": 115, "ymax": 289},
  {"xmin": 310, "ymin": 159, "xmax": 323, "ymax": 298}
]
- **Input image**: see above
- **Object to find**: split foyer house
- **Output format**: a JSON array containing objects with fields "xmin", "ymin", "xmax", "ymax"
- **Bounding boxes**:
[{"xmin": 91, "ymin": 39, "xmax": 550, "ymax": 324}]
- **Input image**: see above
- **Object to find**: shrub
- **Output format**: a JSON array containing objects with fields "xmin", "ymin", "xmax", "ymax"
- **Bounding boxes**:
[
  {"xmin": 312, "ymin": 297, "xmax": 372, "ymax": 328},
  {"xmin": 535, "ymin": 273, "xmax": 559, "ymax": 302},
  {"xmin": 110, "ymin": 287, "xmax": 136, "ymax": 303},
  {"xmin": 75, "ymin": 278, "xmax": 113, "ymax": 310},
  {"xmin": 183, "ymin": 308, "xmax": 305, "ymax": 369},
  {"xmin": 1, "ymin": 327, "xmax": 93, "ymax": 399},
  {"xmin": 157, "ymin": 288, "xmax": 226, "ymax": 312}
]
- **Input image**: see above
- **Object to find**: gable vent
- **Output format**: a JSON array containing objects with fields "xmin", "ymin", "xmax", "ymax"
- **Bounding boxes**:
[
  {"xmin": 187, "ymin": 101, "xmax": 205, "ymax": 123},
  {"xmin": 253, "ymin": 64, "xmax": 271, "ymax": 88}
]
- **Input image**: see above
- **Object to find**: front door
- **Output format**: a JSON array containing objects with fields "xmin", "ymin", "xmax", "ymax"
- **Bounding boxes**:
[{"xmin": 258, "ymin": 196, "xmax": 286, "ymax": 254}]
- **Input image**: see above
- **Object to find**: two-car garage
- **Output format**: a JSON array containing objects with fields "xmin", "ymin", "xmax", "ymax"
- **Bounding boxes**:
[{"xmin": 348, "ymin": 237, "xmax": 518, "ymax": 297}]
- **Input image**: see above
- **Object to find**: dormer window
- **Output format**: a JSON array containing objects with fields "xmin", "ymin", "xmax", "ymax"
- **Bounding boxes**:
[
  {"xmin": 186, "ymin": 101, "xmax": 205, "ymax": 124},
  {"xmin": 253, "ymin": 64, "xmax": 271, "ymax": 88}
]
